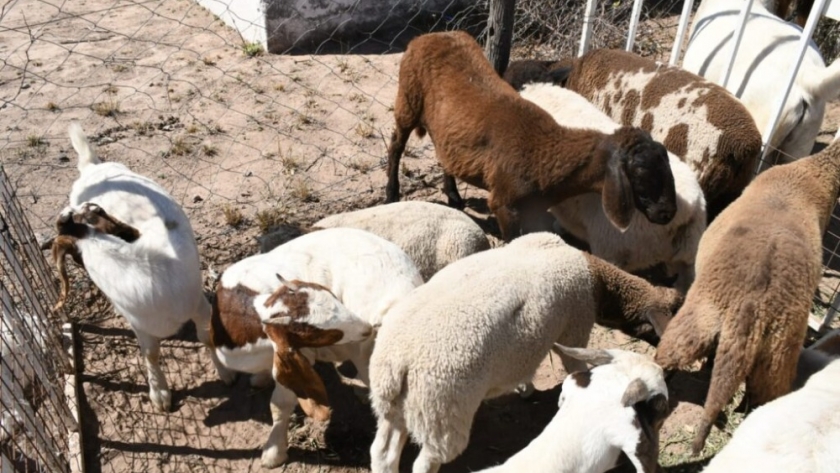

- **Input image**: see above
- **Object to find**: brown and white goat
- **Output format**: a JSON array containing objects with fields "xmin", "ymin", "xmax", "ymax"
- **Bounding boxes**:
[{"xmin": 384, "ymin": 31, "xmax": 677, "ymax": 241}]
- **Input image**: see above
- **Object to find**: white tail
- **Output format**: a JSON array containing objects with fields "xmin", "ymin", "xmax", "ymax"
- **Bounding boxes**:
[
  {"xmin": 68, "ymin": 122, "xmax": 101, "ymax": 172},
  {"xmin": 804, "ymin": 58, "xmax": 840, "ymax": 102}
]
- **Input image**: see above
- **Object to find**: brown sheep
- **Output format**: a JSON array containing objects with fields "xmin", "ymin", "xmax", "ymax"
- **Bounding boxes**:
[
  {"xmin": 384, "ymin": 31, "xmax": 678, "ymax": 241},
  {"xmin": 503, "ymin": 49, "xmax": 763, "ymax": 222},
  {"xmin": 654, "ymin": 136, "xmax": 840, "ymax": 455}
]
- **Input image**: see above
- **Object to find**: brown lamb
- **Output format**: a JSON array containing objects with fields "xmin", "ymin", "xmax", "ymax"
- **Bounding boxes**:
[
  {"xmin": 503, "ymin": 49, "xmax": 763, "ymax": 222},
  {"xmin": 654, "ymin": 136, "xmax": 840, "ymax": 456},
  {"xmin": 384, "ymin": 31, "xmax": 678, "ymax": 241}
]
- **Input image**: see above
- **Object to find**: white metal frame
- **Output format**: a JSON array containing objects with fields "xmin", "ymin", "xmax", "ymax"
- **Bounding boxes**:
[{"xmin": 577, "ymin": 0, "xmax": 839, "ymax": 331}]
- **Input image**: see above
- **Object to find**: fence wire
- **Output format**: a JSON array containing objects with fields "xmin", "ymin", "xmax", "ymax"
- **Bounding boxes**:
[
  {"xmin": 1, "ymin": 164, "xmax": 81, "ymax": 473},
  {"xmin": 2, "ymin": 0, "xmax": 840, "ymax": 471}
]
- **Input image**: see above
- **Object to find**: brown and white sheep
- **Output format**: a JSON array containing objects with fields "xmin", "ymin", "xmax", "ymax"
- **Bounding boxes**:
[
  {"xmin": 504, "ymin": 49, "xmax": 763, "ymax": 221},
  {"xmin": 384, "ymin": 31, "xmax": 678, "ymax": 241},
  {"xmin": 654, "ymin": 135, "xmax": 840, "ymax": 455}
]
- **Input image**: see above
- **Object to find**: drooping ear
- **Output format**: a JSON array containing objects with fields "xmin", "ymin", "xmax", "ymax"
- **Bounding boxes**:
[
  {"xmin": 554, "ymin": 344, "xmax": 614, "ymax": 366},
  {"xmin": 602, "ymin": 150, "xmax": 635, "ymax": 232},
  {"xmin": 621, "ymin": 378, "xmax": 650, "ymax": 407},
  {"xmin": 276, "ymin": 273, "xmax": 299, "ymax": 292},
  {"xmin": 263, "ymin": 322, "xmax": 331, "ymax": 422}
]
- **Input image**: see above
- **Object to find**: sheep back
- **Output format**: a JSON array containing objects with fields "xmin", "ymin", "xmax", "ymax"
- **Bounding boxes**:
[
  {"xmin": 314, "ymin": 201, "xmax": 490, "ymax": 281},
  {"xmin": 561, "ymin": 48, "xmax": 762, "ymax": 219},
  {"xmin": 370, "ymin": 232, "xmax": 596, "ymax": 460}
]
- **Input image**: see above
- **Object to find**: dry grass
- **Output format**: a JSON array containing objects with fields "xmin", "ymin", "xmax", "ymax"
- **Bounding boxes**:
[
  {"xmin": 26, "ymin": 133, "xmax": 46, "ymax": 148},
  {"xmin": 221, "ymin": 204, "xmax": 244, "ymax": 228},
  {"xmin": 169, "ymin": 135, "xmax": 194, "ymax": 156},
  {"xmin": 255, "ymin": 208, "xmax": 283, "ymax": 233},
  {"xmin": 290, "ymin": 178, "xmax": 315, "ymax": 202},
  {"xmin": 92, "ymin": 100, "xmax": 120, "ymax": 117}
]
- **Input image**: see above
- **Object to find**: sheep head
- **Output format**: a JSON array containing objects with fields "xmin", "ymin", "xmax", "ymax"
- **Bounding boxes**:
[{"xmin": 602, "ymin": 127, "xmax": 676, "ymax": 232}]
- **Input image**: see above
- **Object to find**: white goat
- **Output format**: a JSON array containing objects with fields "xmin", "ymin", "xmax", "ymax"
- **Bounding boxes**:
[
  {"xmin": 478, "ymin": 346, "xmax": 670, "ymax": 473},
  {"xmin": 683, "ymin": 0, "xmax": 840, "ymax": 163},
  {"xmin": 701, "ymin": 358, "xmax": 840, "ymax": 473},
  {"xmin": 212, "ymin": 227, "xmax": 423, "ymax": 467},
  {"xmin": 519, "ymin": 83, "xmax": 706, "ymax": 292},
  {"xmin": 52, "ymin": 123, "xmax": 232, "ymax": 412}
]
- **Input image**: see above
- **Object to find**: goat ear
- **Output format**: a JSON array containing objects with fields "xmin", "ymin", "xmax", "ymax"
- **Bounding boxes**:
[
  {"xmin": 602, "ymin": 152, "xmax": 635, "ymax": 232},
  {"xmin": 621, "ymin": 378, "xmax": 650, "ymax": 407},
  {"xmin": 644, "ymin": 308, "xmax": 670, "ymax": 337},
  {"xmin": 264, "ymin": 324, "xmax": 331, "ymax": 422},
  {"xmin": 276, "ymin": 273, "xmax": 299, "ymax": 292},
  {"xmin": 554, "ymin": 344, "xmax": 613, "ymax": 366}
]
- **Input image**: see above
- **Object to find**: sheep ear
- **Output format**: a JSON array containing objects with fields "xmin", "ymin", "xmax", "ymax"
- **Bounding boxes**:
[
  {"xmin": 554, "ymin": 344, "xmax": 613, "ymax": 366},
  {"xmin": 602, "ymin": 153, "xmax": 634, "ymax": 232},
  {"xmin": 621, "ymin": 378, "xmax": 650, "ymax": 407},
  {"xmin": 276, "ymin": 273, "xmax": 299, "ymax": 292}
]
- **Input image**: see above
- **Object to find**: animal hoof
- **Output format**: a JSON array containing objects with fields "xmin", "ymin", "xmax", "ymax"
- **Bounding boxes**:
[
  {"xmin": 515, "ymin": 382, "xmax": 535, "ymax": 399},
  {"xmin": 150, "ymin": 388, "xmax": 172, "ymax": 412},
  {"xmin": 260, "ymin": 446, "xmax": 288, "ymax": 468},
  {"xmin": 216, "ymin": 366, "xmax": 237, "ymax": 386},
  {"xmin": 249, "ymin": 371, "xmax": 273, "ymax": 388}
]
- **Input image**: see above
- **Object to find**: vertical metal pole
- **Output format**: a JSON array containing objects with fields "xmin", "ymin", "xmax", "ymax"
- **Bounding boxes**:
[
  {"xmin": 625, "ymin": 0, "xmax": 645, "ymax": 52},
  {"xmin": 720, "ymin": 0, "xmax": 755, "ymax": 90},
  {"xmin": 669, "ymin": 0, "xmax": 695, "ymax": 66},
  {"xmin": 579, "ymin": 0, "xmax": 599, "ymax": 57},
  {"xmin": 758, "ymin": 0, "xmax": 828, "ymax": 169},
  {"xmin": 484, "ymin": 0, "xmax": 517, "ymax": 76}
]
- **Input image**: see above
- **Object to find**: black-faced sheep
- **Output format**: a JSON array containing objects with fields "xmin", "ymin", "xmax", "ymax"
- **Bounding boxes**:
[
  {"xmin": 655, "ymin": 136, "xmax": 840, "ymax": 455},
  {"xmin": 504, "ymin": 49, "xmax": 763, "ymax": 221},
  {"xmin": 368, "ymin": 232, "xmax": 682, "ymax": 473},
  {"xmin": 384, "ymin": 31, "xmax": 678, "ymax": 241}
]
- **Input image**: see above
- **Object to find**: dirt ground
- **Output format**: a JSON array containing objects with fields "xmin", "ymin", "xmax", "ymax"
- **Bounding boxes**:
[{"xmin": 2, "ymin": 0, "xmax": 840, "ymax": 472}]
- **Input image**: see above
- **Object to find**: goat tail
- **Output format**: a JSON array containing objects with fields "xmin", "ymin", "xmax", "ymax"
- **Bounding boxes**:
[
  {"xmin": 803, "ymin": 57, "xmax": 840, "ymax": 101},
  {"xmin": 68, "ymin": 122, "xmax": 101, "ymax": 172},
  {"xmin": 655, "ymin": 298, "xmax": 722, "ymax": 370}
]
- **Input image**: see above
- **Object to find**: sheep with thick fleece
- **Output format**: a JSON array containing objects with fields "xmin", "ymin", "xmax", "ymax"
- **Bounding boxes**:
[
  {"xmin": 655, "ymin": 135, "xmax": 840, "ymax": 455},
  {"xmin": 256, "ymin": 201, "xmax": 490, "ymax": 281},
  {"xmin": 519, "ymin": 83, "xmax": 706, "ymax": 292},
  {"xmin": 212, "ymin": 227, "xmax": 422, "ymax": 467},
  {"xmin": 700, "ymin": 359, "xmax": 840, "ymax": 473},
  {"xmin": 50, "ymin": 123, "xmax": 232, "ymax": 412},
  {"xmin": 385, "ymin": 31, "xmax": 678, "ymax": 241},
  {"xmin": 683, "ymin": 0, "xmax": 840, "ymax": 165},
  {"xmin": 518, "ymin": 49, "xmax": 762, "ymax": 221},
  {"xmin": 477, "ymin": 346, "xmax": 671, "ymax": 473},
  {"xmin": 369, "ymin": 233, "xmax": 682, "ymax": 473}
]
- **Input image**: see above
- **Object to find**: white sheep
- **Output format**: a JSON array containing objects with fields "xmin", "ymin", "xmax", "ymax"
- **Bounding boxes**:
[
  {"xmin": 683, "ymin": 0, "xmax": 840, "ymax": 163},
  {"xmin": 212, "ymin": 227, "xmax": 423, "ymax": 467},
  {"xmin": 256, "ymin": 201, "xmax": 491, "ymax": 281},
  {"xmin": 519, "ymin": 83, "xmax": 706, "ymax": 292},
  {"xmin": 369, "ymin": 232, "xmax": 682, "ymax": 473},
  {"xmin": 49, "ymin": 123, "xmax": 232, "ymax": 412},
  {"xmin": 477, "ymin": 345, "xmax": 670, "ymax": 473},
  {"xmin": 701, "ymin": 358, "xmax": 840, "ymax": 473}
]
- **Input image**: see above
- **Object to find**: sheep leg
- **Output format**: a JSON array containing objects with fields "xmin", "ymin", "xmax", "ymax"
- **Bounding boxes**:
[
  {"xmin": 412, "ymin": 447, "xmax": 442, "ymax": 473},
  {"xmin": 134, "ymin": 329, "xmax": 172, "ymax": 412},
  {"xmin": 488, "ymin": 199, "xmax": 521, "ymax": 242},
  {"xmin": 370, "ymin": 415, "xmax": 409, "ymax": 473},
  {"xmin": 192, "ymin": 296, "xmax": 236, "ymax": 386},
  {"xmin": 261, "ymin": 382, "xmax": 297, "ymax": 468},
  {"xmin": 385, "ymin": 126, "xmax": 411, "ymax": 203},
  {"xmin": 744, "ymin": 324, "xmax": 804, "ymax": 408},
  {"xmin": 442, "ymin": 173, "xmax": 465, "ymax": 209}
]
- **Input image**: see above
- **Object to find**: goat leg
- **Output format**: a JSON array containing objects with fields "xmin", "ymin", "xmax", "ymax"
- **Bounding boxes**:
[{"xmin": 51, "ymin": 235, "xmax": 81, "ymax": 312}]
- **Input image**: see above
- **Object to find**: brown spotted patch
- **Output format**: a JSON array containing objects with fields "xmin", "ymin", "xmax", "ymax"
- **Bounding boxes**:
[
  {"xmin": 678, "ymin": 97, "xmax": 686, "ymax": 109},
  {"xmin": 641, "ymin": 113, "xmax": 654, "ymax": 132},
  {"xmin": 621, "ymin": 89, "xmax": 640, "ymax": 125},
  {"xmin": 212, "ymin": 284, "xmax": 265, "ymax": 349},
  {"xmin": 663, "ymin": 124, "xmax": 689, "ymax": 158},
  {"xmin": 571, "ymin": 371, "xmax": 592, "ymax": 387}
]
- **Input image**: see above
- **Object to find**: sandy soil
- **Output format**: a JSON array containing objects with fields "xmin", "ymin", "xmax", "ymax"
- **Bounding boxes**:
[{"xmin": 2, "ymin": 0, "xmax": 840, "ymax": 472}]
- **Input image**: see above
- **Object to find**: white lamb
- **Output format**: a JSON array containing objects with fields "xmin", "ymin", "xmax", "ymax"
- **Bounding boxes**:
[
  {"xmin": 51, "ymin": 123, "xmax": 231, "ymax": 412},
  {"xmin": 478, "ymin": 346, "xmax": 670, "ymax": 473},
  {"xmin": 701, "ymin": 358, "xmax": 840, "ymax": 473},
  {"xmin": 519, "ymin": 83, "xmax": 706, "ymax": 292},
  {"xmin": 369, "ymin": 232, "xmax": 681, "ymax": 473},
  {"xmin": 683, "ymin": 0, "xmax": 840, "ymax": 163}
]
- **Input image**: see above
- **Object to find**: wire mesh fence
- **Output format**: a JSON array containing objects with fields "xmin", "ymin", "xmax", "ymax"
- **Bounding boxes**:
[
  {"xmin": 1, "ymin": 164, "xmax": 82, "ymax": 473},
  {"xmin": 2, "ymin": 0, "xmax": 840, "ymax": 471}
]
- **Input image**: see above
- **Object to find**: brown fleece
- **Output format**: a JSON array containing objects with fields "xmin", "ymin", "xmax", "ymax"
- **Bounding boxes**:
[
  {"xmin": 384, "ymin": 32, "xmax": 677, "ymax": 241},
  {"xmin": 655, "ymin": 139, "xmax": 840, "ymax": 455},
  {"xmin": 558, "ymin": 49, "xmax": 762, "ymax": 221},
  {"xmin": 583, "ymin": 254, "xmax": 683, "ymax": 346}
]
